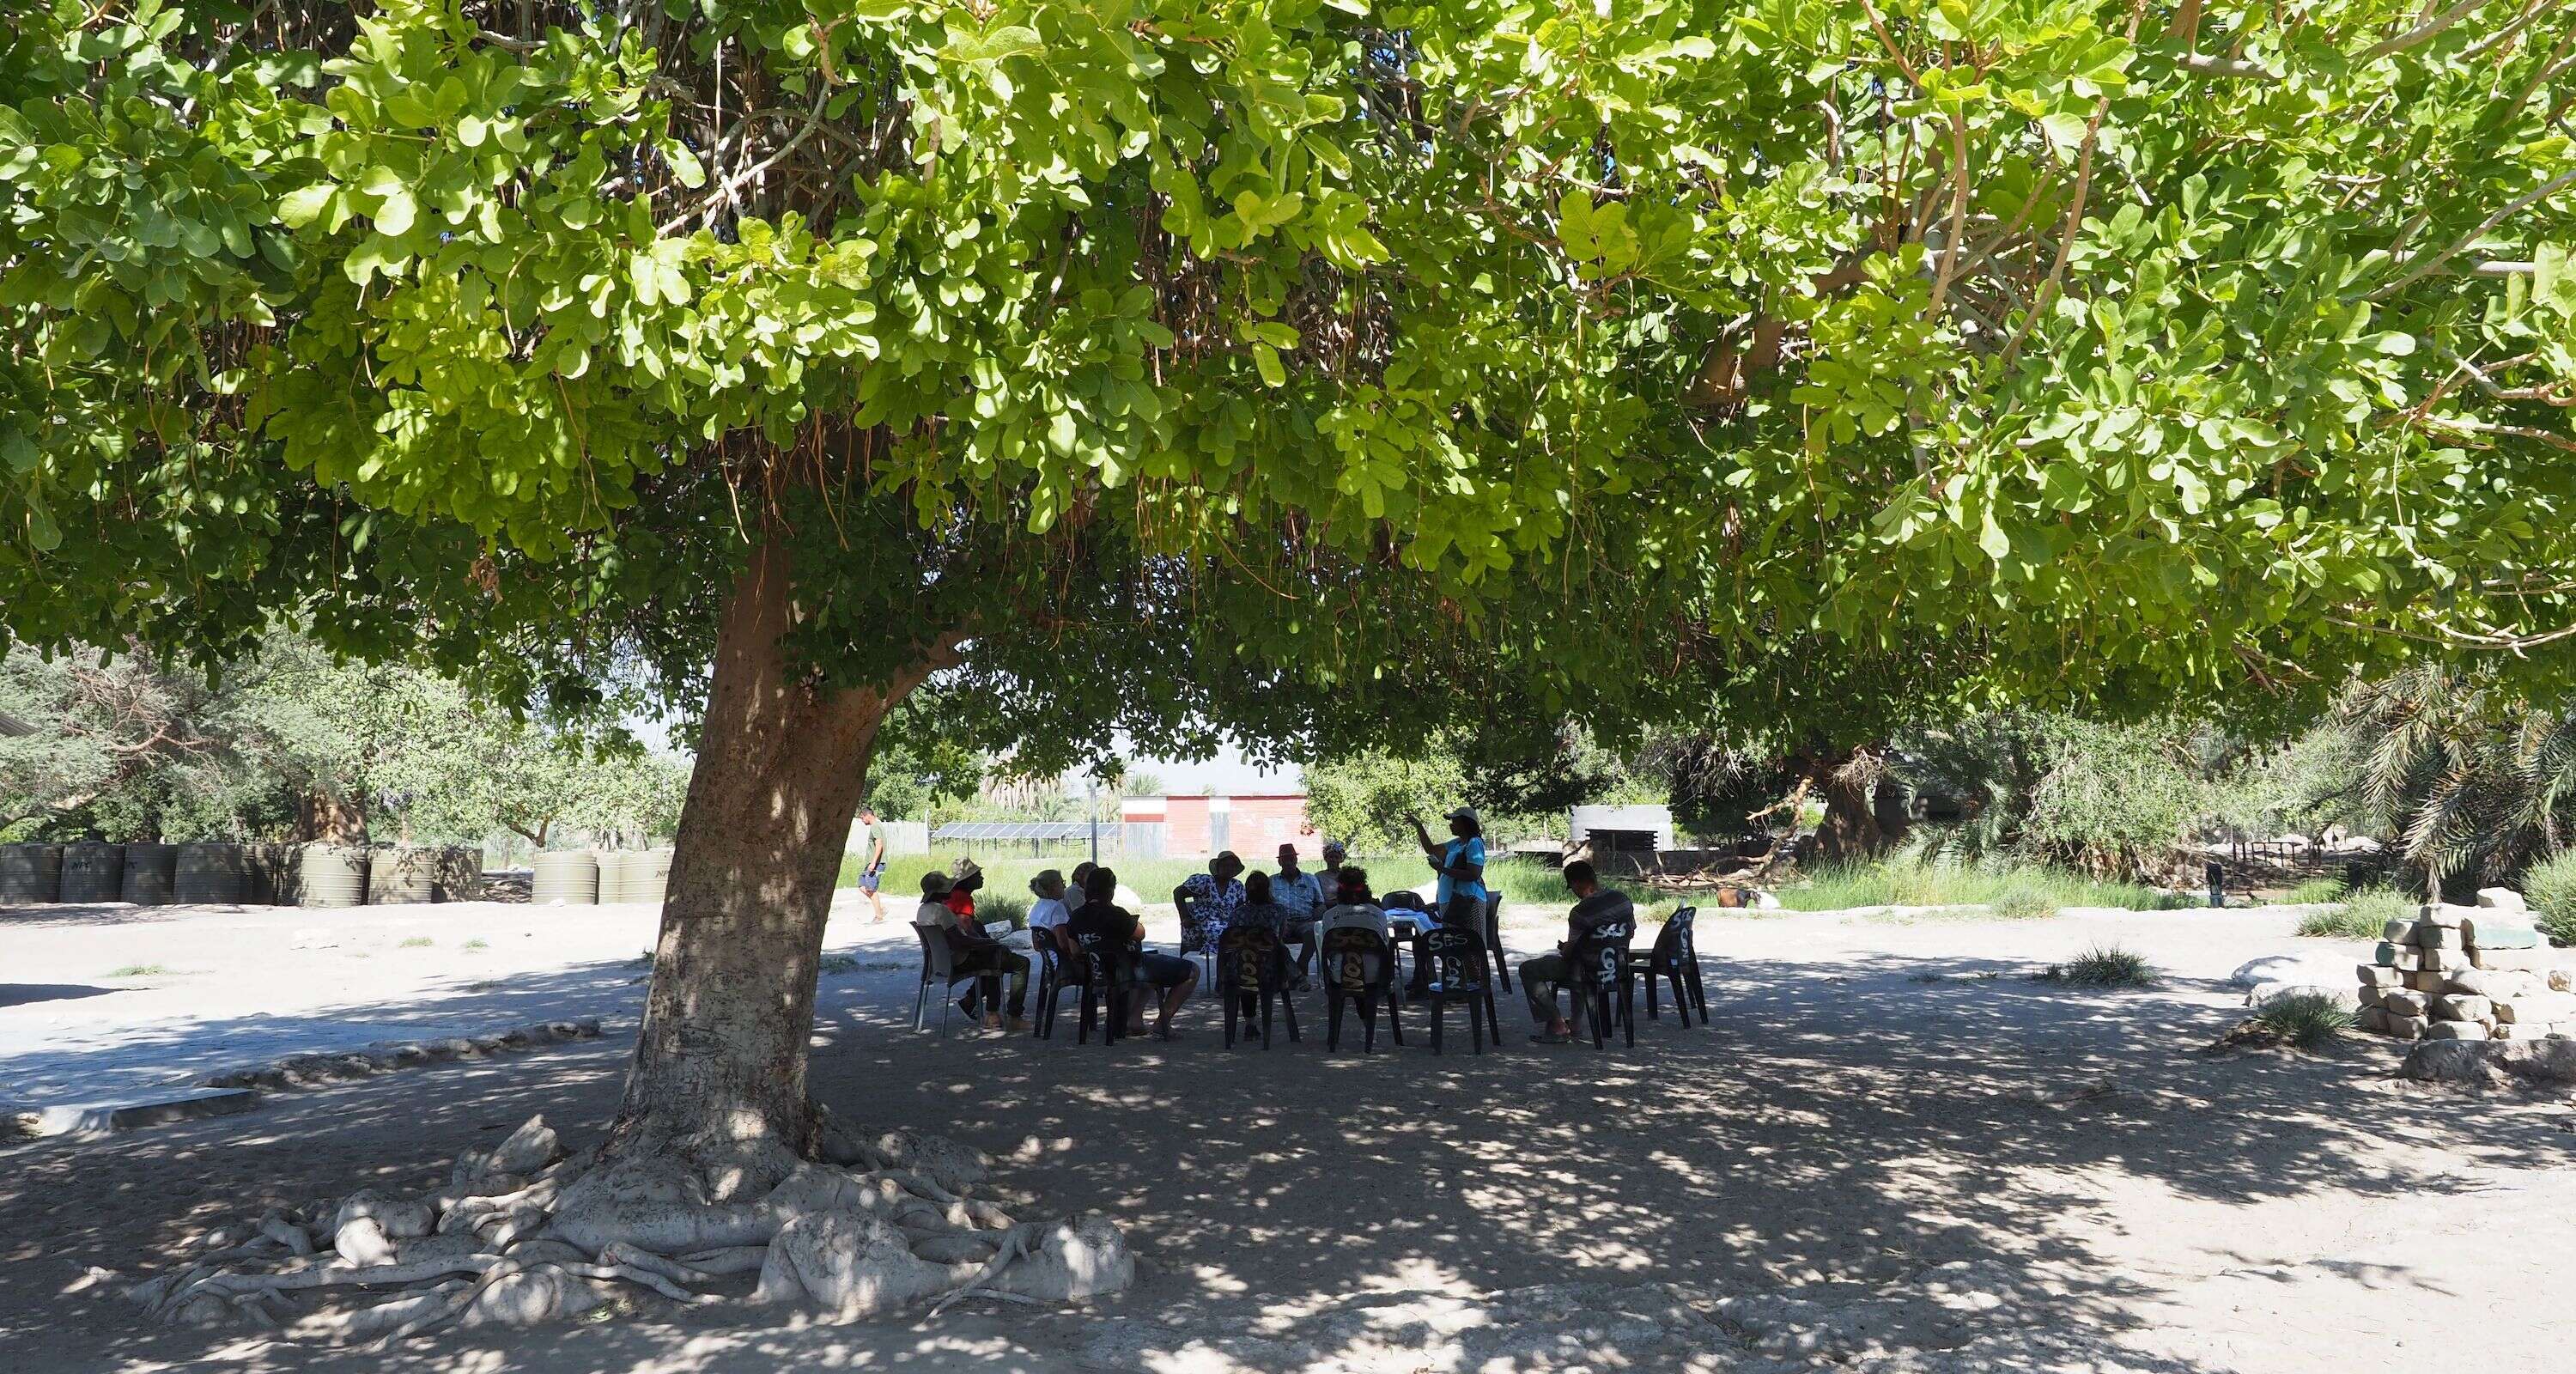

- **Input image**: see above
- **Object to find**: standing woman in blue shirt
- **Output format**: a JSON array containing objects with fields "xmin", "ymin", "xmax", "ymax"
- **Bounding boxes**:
[{"xmin": 1404, "ymin": 807, "xmax": 1488, "ymax": 993}]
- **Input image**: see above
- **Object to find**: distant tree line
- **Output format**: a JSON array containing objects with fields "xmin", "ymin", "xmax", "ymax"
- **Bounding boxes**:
[{"xmin": 0, "ymin": 635, "xmax": 684, "ymax": 847}]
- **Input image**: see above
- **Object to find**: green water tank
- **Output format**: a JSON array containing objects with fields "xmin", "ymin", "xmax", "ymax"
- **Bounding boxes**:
[{"xmin": 298, "ymin": 844, "xmax": 369, "ymax": 909}]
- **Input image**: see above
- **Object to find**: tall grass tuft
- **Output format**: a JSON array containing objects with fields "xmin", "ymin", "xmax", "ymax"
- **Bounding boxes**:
[
  {"xmin": 2285, "ymin": 876, "xmax": 2348, "ymax": 904},
  {"xmin": 2297, "ymin": 887, "xmax": 2412, "ymax": 939},
  {"xmin": 2251, "ymin": 991, "xmax": 2354, "ymax": 1049},
  {"xmin": 2038, "ymin": 945, "xmax": 2157, "ymax": 988},
  {"xmin": 1484, "ymin": 855, "xmax": 1574, "ymax": 904},
  {"xmin": 1990, "ymin": 884, "xmax": 2060, "ymax": 921}
]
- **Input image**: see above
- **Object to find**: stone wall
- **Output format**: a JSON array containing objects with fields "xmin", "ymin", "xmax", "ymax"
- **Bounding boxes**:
[{"xmin": 2358, "ymin": 889, "xmax": 2574, "ymax": 1042}]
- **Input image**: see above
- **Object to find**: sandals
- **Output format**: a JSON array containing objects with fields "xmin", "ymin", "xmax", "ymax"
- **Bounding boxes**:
[{"xmin": 1528, "ymin": 1030, "xmax": 1575, "ymax": 1045}]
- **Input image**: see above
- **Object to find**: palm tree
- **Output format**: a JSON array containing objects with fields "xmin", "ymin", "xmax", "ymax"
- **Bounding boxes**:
[{"xmin": 2339, "ymin": 665, "xmax": 2576, "ymax": 894}]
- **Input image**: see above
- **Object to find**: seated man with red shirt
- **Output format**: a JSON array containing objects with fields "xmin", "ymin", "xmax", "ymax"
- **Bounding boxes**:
[{"xmin": 918, "ymin": 869, "xmax": 1025, "ymax": 1031}]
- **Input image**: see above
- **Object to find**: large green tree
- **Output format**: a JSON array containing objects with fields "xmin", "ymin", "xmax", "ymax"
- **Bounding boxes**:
[{"xmin": 6, "ymin": 0, "xmax": 2575, "ymax": 1327}]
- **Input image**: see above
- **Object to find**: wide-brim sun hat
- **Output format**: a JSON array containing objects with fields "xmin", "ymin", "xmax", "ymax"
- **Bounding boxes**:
[{"xmin": 921, "ymin": 871, "xmax": 954, "ymax": 897}]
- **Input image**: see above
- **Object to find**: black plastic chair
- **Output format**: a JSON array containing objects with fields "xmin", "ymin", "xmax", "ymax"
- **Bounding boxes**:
[
  {"xmin": 1318, "ymin": 926, "xmax": 1402, "ymax": 1051},
  {"xmin": 1567, "ymin": 920, "xmax": 1637, "ymax": 1049},
  {"xmin": 1382, "ymin": 907, "xmax": 1425, "ymax": 994},
  {"xmin": 1483, "ymin": 889, "xmax": 1510, "ymax": 991},
  {"xmin": 1217, "ymin": 927, "xmax": 1300, "ymax": 1049},
  {"xmin": 1415, "ymin": 927, "xmax": 1495, "ymax": 1055},
  {"xmin": 910, "ymin": 923, "xmax": 999, "ymax": 1035},
  {"xmin": 1627, "ymin": 907, "xmax": 1708, "ymax": 1028},
  {"xmin": 1030, "ymin": 927, "xmax": 1084, "ymax": 1039},
  {"xmin": 1068, "ymin": 930, "xmax": 1129, "ymax": 1045}
]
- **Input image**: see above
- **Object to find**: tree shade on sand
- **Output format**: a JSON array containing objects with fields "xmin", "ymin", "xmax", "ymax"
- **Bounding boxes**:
[{"xmin": 5, "ymin": 0, "xmax": 2575, "ymax": 1335}]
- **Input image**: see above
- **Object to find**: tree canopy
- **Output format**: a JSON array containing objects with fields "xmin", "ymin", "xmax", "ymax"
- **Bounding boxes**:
[{"xmin": 6, "ymin": 0, "xmax": 2570, "ymax": 756}]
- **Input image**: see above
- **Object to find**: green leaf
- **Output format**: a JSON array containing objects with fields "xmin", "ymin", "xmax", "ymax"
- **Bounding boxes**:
[
  {"xmin": 383, "ymin": 88, "xmax": 433, "ymax": 129},
  {"xmin": 372, "ymin": 185, "xmax": 417, "ymax": 238},
  {"xmin": 941, "ymin": 24, "xmax": 1044, "ymax": 65},
  {"xmin": 2039, "ymin": 111, "xmax": 2089, "ymax": 152},
  {"xmin": 276, "ymin": 183, "xmax": 336, "ymax": 230},
  {"xmin": 1254, "ymin": 342, "xmax": 1287, "ymax": 388},
  {"xmin": 665, "ymin": 141, "xmax": 706, "ymax": 190}
]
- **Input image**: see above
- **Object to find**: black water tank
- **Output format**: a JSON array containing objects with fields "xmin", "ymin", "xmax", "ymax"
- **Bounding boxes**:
[
  {"xmin": 121, "ymin": 842, "xmax": 178, "ymax": 904},
  {"xmin": 0, "ymin": 843, "xmax": 63, "ymax": 903},
  {"xmin": 173, "ymin": 842, "xmax": 247, "ymax": 904},
  {"xmin": 58, "ymin": 842, "xmax": 123, "ymax": 903}
]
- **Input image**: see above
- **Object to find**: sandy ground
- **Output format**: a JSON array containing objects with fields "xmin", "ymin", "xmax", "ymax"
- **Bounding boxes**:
[{"xmin": 4, "ymin": 897, "xmax": 2574, "ymax": 1372}]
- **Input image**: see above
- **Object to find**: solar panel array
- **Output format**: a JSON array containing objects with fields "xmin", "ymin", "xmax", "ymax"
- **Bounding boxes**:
[{"xmin": 929, "ymin": 821, "xmax": 1097, "ymax": 842}]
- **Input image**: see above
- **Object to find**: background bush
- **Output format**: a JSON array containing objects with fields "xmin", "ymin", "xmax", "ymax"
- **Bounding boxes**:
[
  {"xmin": 2525, "ymin": 852, "xmax": 2576, "ymax": 947},
  {"xmin": 1778, "ymin": 855, "xmax": 2188, "ymax": 913}
]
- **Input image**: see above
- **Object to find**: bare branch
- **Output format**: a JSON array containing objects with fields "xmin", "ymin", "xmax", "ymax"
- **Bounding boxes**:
[
  {"xmin": 2415, "ymin": 414, "xmax": 2576, "ymax": 453},
  {"xmin": 2374, "ymin": 167, "xmax": 2576, "ymax": 297},
  {"xmin": 2177, "ymin": 52, "xmax": 2276, "ymax": 79},
  {"xmin": 2361, "ymin": 0, "xmax": 2503, "ymax": 61}
]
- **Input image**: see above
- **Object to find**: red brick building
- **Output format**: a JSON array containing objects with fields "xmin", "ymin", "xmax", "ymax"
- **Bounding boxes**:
[{"xmin": 1120, "ymin": 794, "xmax": 1316, "ymax": 860}]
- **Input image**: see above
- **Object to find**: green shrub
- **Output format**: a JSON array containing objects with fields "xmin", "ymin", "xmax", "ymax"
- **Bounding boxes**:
[
  {"xmin": 2252, "ymin": 991, "xmax": 2354, "ymax": 1049},
  {"xmin": 979, "ymin": 894, "xmax": 1030, "ymax": 930},
  {"xmin": 2296, "ymin": 887, "xmax": 2412, "ymax": 939},
  {"xmin": 2526, "ymin": 851, "xmax": 2576, "ymax": 947},
  {"xmin": 1779, "ymin": 855, "xmax": 2185, "ymax": 914},
  {"xmin": 2038, "ymin": 945, "xmax": 2156, "ymax": 988},
  {"xmin": 2285, "ymin": 876, "xmax": 2348, "ymax": 904}
]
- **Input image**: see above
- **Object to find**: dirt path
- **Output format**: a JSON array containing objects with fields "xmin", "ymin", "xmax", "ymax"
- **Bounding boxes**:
[{"xmin": 4, "ymin": 904, "xmax": 2573, "ymax": 1371}]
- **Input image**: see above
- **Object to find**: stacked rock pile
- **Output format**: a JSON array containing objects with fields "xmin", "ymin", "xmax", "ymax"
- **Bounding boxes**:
[{"xmin": 2359, "ymin": 889, "xmax": 2572, "ymax": 1042}]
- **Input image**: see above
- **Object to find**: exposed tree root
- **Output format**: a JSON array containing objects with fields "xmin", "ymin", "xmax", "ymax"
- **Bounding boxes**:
[{"xmin": 126, "ymin": 1111, "xmax": 1131, "ymax": 1341}]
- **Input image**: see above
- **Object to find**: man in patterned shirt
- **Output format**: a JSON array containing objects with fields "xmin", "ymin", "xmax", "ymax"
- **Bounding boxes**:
[{"xmin": 1173, "ymin": 850, "xmax": 1248, "ymax": 957}]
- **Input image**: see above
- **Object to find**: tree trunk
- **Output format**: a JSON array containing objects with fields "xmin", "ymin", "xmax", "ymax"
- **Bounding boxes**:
[
  {"xmin": 606, "ymin": 542, "xmax": 929, "ymax": 1164},
  {"xmin": 301, "ymin": 787, "xmax": 368, "ymax": 844},
  {"xmin": 1802, "ymin": 743, "xmax": 1901, "ymax": 861}
]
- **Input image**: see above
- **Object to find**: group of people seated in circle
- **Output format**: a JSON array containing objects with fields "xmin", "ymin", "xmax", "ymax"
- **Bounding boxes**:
[{"xmin": 908, "ymin": 802, "xmax": 1643, "ymax": 1043}]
